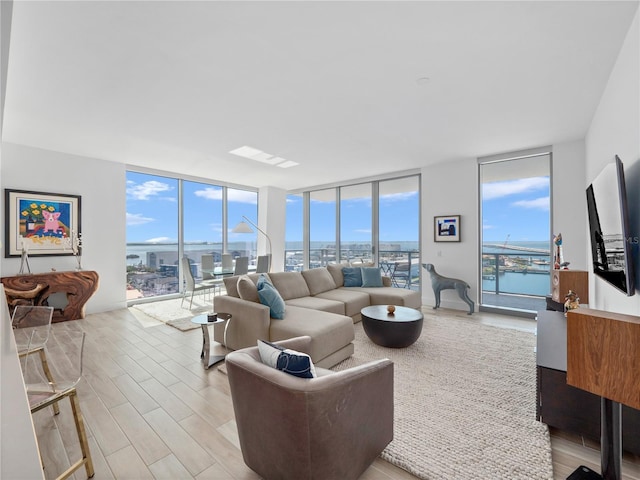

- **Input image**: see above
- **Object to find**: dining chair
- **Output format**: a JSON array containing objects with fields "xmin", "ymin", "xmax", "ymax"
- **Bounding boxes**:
[
  {"xmin": 201, "ymin": 254, "xmax": 223, "ymax": 296},
  {"xmin": 222, "ymin": 253, "xmax": 233, "ymax": 271},
  {"xmin": 181, "ymin": 256, "xmax": 212, "ymax": 309},
  {"xmin": 12, "ymin": 305, "xmax": 58, "ymax": 415},
  {"xmin": 255, "ymin": 254, "xmax": 271, "ymax": 273},
  {"xmin": 19, "ymin": 328, "xmax": 94, "ymax": 479},
  {"xmin": 201, "ymin": 254, "xmax": 215, "ymax": 280},
  {"xmin": 234, "ymin": 256, "xmax": 249, "ymax": 275}
]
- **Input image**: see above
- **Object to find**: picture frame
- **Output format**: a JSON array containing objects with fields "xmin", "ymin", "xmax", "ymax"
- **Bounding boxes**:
[
  {"xmin": 434, "ymin": 215, "xmax": 460, "ymax": 242},
  {"xmin": 5, "ymin": 189, "xmax": 81, "ymax": 257}
]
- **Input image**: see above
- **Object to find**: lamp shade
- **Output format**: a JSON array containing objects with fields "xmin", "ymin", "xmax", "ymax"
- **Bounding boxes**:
[{"xmin": 232, "ymin": 221, "xmax": 254, "ymax": 234}]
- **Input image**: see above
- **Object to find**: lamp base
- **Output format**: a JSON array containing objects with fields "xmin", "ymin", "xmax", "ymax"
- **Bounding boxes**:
[{"xmin": 567, "ymin": 466, "xmax": 602, "ymax": 480}]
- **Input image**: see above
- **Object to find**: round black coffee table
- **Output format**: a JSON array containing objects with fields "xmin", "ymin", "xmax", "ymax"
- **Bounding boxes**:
[{"xmin": 361, "ymin": 305, "xmax": 423, "ymax": 348}]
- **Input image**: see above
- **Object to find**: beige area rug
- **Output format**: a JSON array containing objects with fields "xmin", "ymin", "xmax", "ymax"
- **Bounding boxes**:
[
  {"xmin": 334, "ymin": 314, "xmax": 553, "ymax": 480},
  {"xmin": 130, "ymin": 296, "xmax": 214, "ymax": 331}
]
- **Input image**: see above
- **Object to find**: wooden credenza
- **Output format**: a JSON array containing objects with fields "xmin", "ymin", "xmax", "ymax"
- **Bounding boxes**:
[
  {"xmin": 1, "ymin": 270, "xmax": 99, "ymax": 322},
  {"xmin": 536, "ymin": 310, "xmax": 640, "ymax": 454}
]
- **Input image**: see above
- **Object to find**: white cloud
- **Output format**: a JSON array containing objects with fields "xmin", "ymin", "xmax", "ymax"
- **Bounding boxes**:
[
  {"xmin": 126, "ymin": 212, "xmax": 154, "ymax": 226},
  {"xmin": 483, "ymin": 177, "xmax": 548, "ymax": 200},
  {"xmin": 127, "ymin": 180, "xmax": 174, "ymax": 200},
  {"xmin": 380, "ymin": 191, "xmax": 418, "ymax": 203},
  {"xmin": 194, "ymin": 188, "xmax": 257, "ymax": 205},
  {"xmin": 145, "ymin": 236, "xmax": 172, "ymax": 243},
  {"xmin": 354, "ymin": 229, "xmax": 372, "ymax": 234},
  {"xmin": 512, "ymin": 196, "xmax": 550, "ymax": 211},
  {"xmin": 483, "ymin": 224, "xmax": 495, "ymax": 230},
  {"xmin": 194, "ymin": 187, "xmax": 222, "ymax": 201}
]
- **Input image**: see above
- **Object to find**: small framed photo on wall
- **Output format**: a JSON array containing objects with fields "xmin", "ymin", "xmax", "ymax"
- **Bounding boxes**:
[{"xmin": 434, "ymin": 215, "xmax": 460, "ymax": 242}]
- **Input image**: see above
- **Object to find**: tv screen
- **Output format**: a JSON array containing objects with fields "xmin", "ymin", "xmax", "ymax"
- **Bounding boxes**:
[{"xmin": 586, "ymin": 155, "xmax": 635, "ymax": 296}]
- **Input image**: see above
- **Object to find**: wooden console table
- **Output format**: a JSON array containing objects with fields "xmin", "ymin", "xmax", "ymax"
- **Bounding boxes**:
[
  {"xmin": 536, "ymin": 310, "xmax": 640, "ymax": 456},
  {"xmin": 1, "ymin": 271, "xmax": 99, "ymax": 322}
]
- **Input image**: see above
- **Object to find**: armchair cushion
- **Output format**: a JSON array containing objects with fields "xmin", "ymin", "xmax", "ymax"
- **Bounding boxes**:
[
  {"xmin": 257, "ymin": 276, "xmax": 286, "ymax": 319},
  {"xmin": 258, "ymin": 339, "xmax": 317, "ymax": 378}
]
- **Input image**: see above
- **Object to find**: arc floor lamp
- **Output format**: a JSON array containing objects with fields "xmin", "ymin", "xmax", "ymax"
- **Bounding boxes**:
[{"xmin": 231, "ymin": 216, "xmax": 272, "ymax": 272}]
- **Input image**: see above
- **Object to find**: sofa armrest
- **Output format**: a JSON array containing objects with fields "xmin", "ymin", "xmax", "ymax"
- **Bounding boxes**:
[{"xmin": 213, "ymin": 295, "xmax": 271, "ymax": 350}]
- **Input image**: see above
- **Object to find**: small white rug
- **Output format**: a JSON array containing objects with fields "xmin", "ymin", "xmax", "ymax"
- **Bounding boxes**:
[
  {"xmin": 334, "ymin": 313, "xmax": 553, "ymax": 480},
  {"xmin": 130, "ymin": 296, "xmax": 213, "ymax": 331}
]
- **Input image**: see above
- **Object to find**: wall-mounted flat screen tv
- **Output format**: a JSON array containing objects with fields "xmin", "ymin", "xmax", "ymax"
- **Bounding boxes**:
[{"xmin": 586, "ymin": 155, "xmax": 635, "ymax": 296}]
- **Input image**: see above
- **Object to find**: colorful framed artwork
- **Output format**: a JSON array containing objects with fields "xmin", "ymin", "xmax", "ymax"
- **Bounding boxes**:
[
  {"xmin": 4, "ymin": 189, "xmax": 81, "ymax": 257},
  {"xmin": 434, "ymin": 215, "xmax": 460, "ymax": 242}
]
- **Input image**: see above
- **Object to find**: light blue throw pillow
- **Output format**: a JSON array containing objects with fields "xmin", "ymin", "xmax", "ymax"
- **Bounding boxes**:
[
  {"xmin": 342, "ymin": 267, "xmax": 363, "ymax": 287},
  {"xmin": 256, "ymin": 275, "xmax": 286, "ymax": 319},
  {"xmin": 361, "ymin": 267, "xmax": 383, "ymax": 287}
]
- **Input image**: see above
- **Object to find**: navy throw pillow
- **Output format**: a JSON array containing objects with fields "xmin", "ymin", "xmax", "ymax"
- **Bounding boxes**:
[{"xmin": 257, "ymin": 340, "xmax": 317, "ymax": 378}]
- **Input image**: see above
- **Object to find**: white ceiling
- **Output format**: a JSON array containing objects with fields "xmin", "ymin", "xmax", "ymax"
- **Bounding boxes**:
[{"xmin": 3, "ymin": 1, "xmax": 638, "ymax": 191}]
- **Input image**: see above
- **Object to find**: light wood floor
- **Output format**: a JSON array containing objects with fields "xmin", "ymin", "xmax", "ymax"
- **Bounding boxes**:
[{"xmin": 30, "ymin": 307, "xmax": 639, "ymax": 480}]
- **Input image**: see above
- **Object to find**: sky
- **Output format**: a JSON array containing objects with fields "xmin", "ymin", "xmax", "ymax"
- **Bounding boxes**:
[
  {"xmin": 482, "ymin": 176, "xmax": 550, "ymax": 244},
  {"xmin": 126, "ymin": 171, "xmax": 550, "ymax": 246}
]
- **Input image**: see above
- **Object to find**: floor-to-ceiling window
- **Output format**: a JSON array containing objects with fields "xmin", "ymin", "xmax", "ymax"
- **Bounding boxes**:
[
  {"xmin": 309, "ymin": 189, "xmax": 337, "ymax": 267},
  {"xmin": 126, "ymin": 171, "xmax": 257, "ymax": 300},
  {"xmin": 227, "ymin": 188, "xmax": 259, "ymax": 265},
  {"xmin": 285, "ymin": 193, "xmax": 304, "ymax": 271},
  {"xmin": 183, "ymin": 180, "xmax": 223, "ymax": 277},
  {"xmin": 126, "ymin": 172, "xmax": 179, "ymax": 299},
  {"xmin": 340, "ymin": 184, "xmax": 372, "ymax": 264},
  {"xmin": 379, "ymin": 176, "xmax": 420, "ymax": 288},
  {"xmin": 479, "ymin": 151, "xmax": 551, "ymax": 313},
  {"xmin": 287, "ymin": 174, "xmax": 421, "ymax": 290}
]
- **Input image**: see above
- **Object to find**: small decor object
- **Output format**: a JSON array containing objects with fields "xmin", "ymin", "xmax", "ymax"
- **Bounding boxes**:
[
  {"xmin": 564, "ymin": 290, "xmax": 580, "ymax": 316},
  {"xmin": 5, "ymin": 189, "xmax": 81, "ymax": 257},
  {"xmin": 64, "ymin": 230, "xmax": 83, "ymax": 270},
  {"xmin": 434, "ymin": 215, "xmax": 460, "ymax": 242},
  {"xmin": 207, "ymin": 313, "xmax": 218, "ymax": 322},
  {"xmin": 553, "ymin": 233, "xmax": 565, "ymax": 269},
  {"xmin": 387, "ymin": 305, "xmax": 396, "ymax": 315},
  {"xmin": 18, "ymin": 237, "xmax": 31, "ymax": 275}
]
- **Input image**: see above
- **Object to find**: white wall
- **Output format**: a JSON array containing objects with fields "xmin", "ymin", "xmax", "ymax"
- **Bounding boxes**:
[
  {"xmin": 552, "ymin": 140, "xmax": 588, "ymax": 271},
  {"xmin": 585, "ymin": 9, "xmax": 640, "ymax": 315},
  {"xmin": 421, "ymin": 157, "xmax": 478, "ymax": 310},
  {"xmin": 0, "ymin": 142, "xmax": 127, "ymax": 313},
  {"xmin": 420, "ymin": 140, "xmax": 587, "ymax": 314},
  {"xmin": 258, "ymin": 185, "xmax": 286, "ymax": 272}
]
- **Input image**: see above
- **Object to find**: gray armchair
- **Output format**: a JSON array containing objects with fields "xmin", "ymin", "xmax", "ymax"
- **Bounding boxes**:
[{"xmin": 225, "ymin": 336, "xmax": 394, "ymax": 480}]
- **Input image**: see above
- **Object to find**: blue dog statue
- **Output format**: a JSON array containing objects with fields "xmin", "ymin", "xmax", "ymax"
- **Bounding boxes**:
[{"xmin": 423, "ymin": 263, "xmax": 474, "ymax": 315}]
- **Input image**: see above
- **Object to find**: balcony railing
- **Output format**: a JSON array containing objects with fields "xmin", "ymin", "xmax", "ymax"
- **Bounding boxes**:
[
  {"xmin": 481, "ymin": 252, "xmax": 551, "ymax": 297},
  {"xmin": 285, "ymin": 248, "xmax": 421, "ymax": 290}
]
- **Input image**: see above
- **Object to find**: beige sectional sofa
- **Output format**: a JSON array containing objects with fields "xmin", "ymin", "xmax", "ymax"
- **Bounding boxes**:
[{"xmin": 213, "ymin": 264, "xmax": 421, "ymax": 368}]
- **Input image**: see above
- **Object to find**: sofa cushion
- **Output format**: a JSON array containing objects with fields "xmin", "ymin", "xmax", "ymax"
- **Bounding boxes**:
[
  {"xmin": 257, "ymin": 340, "xmax": 317, "ymax": 378},
  {"xmin": 315, "ymin": 288, "xmax": 370, "ymax": 318},
  {"xmin": 327, "ymin": 264, "xmax": 345, "ymax": 287},
  {"xmin": 345, "ymin": 286, "xmax": 422, "ymax": 309},
  {"xmin": 285, "ymin": 296, "xmax": 345, "ymax": 315},
  {"xmin": 342, "ymin": 267, "xmax": 363, "ymax": 287},
  {"xmin": 268, "ymin": 272, "xmax": 311, "ymax": 300},
  {"xmin": 224, "ymin": 273, "xmax": 265, "ymax": 298},
  {"xmin": 301, "ymin": 268, "xmax": 337, "ymax": 295},
  {"xmin": 237, "ymin": 275, "xmax": 260, "ymax": 303},
  {"xmin": 361, "ymin": 267, "xmax": 383, "ymax": 287},
  {"xmin": 269, "ymin": 306, "xmax": 354, "ymax": 364},
  {"xmin": 257, "ymin": 276, "xmax": 286, "ymax": 319}
]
